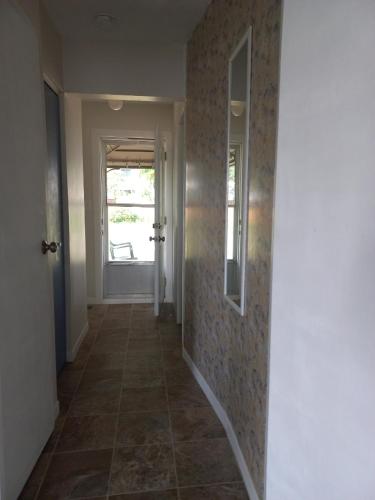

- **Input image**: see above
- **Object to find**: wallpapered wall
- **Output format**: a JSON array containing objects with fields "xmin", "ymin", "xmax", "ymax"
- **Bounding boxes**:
[{"xmin": 184, "ymin": 0, "xmax": 281, "ymax": 497}]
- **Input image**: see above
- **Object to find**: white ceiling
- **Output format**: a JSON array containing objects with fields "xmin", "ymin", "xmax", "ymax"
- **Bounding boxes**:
[{"xmin": 43, "ymin": 0, "xmax": 211, "ymax": 43}]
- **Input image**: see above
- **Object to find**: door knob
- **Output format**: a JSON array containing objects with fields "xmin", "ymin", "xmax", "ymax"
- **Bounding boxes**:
[
  {"xmin": 41, "ymin": 240, "xmax": 61, "ymax": 254},
  {"xmin": 149, "ymin": 236, "xmax": 165, "ymax": 242}
]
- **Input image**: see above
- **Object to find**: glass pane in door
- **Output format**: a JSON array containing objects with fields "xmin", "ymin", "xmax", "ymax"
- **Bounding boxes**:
[
  {"xmin": 106, "ymin": 167, "xmax": 155, "ymax": 204},
  {"xmin": 107, "ymin": 206, "xmax": 155, "ymax": 262}
]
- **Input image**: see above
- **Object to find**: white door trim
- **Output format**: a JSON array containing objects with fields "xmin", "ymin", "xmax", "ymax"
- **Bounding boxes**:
[{"xmin": 91, "ymin": 128, "xmax": 173, "ymax": 304}]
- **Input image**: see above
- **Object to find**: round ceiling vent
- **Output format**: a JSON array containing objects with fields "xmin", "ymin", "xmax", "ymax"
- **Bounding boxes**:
[{"xmin": 94, "ymin": 13, "xmax": 116, "ymax": 29}]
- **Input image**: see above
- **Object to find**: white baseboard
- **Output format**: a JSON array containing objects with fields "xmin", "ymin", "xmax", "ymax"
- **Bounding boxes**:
[
  {"xmin": 183, "ymin": 348, "xmax": 260, "ymax": 500},
  {"xmin": 67, "ymin": 321, "xmax": 89, "ymax": 362},
  {"xmin": 87, "ymin": 295, "xmax": 153, "ymax": 305}
]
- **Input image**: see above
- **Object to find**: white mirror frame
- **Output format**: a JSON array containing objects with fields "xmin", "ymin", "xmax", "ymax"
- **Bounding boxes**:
[{"xmin": 224, "ymin": 27, "xmax": 252, "ymax": 316}]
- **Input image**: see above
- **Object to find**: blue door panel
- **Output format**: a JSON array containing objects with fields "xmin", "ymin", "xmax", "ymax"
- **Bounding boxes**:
[{"xmin": 44, "ymin": 83, "xmax": 67, "ymax": 374}]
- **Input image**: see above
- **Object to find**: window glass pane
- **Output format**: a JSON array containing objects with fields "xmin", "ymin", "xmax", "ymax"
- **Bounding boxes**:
[
  {"xmin": 228, "ymin": 154, "xmax": 236, "ymax": 205},
  {"xmin": 106, "ymin": 167, "xmax": 155, "ymax": 205},
  {"xmin": 226, "ymin": 206, "xmax": 234, "ymax": 260},
  {"xmin": 108, "ymin": 206, "xmax": 155, "ymax": 262}
]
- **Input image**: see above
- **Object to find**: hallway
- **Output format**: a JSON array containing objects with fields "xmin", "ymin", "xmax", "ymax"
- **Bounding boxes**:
[{"xmin": 20, "ymin": 304, "xmax": 247, "ymax": 499}]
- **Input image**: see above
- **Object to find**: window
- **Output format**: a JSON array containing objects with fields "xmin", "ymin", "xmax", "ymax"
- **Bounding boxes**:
[
  {"xmin": 104, "ymin": 142, "xmax": 155, "ymax": 262},
  {"xmin": 226, "ymin": 145, "xmax": 242, "ymax": 262}
]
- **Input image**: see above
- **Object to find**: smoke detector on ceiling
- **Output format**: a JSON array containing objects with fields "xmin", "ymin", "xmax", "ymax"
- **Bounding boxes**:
[{"xmin": 94, "ymin": 13, "xmax": 116, "ymax": 29}]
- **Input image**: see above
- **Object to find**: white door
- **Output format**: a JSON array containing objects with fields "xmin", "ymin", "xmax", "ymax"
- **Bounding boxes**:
[
  {"xmin": 153, "ymin": 130, "xmax": 166, "ymax": 316},
  {"xmin": 0, "ymin": 2, "xmax": 56, "ymax": 499}
]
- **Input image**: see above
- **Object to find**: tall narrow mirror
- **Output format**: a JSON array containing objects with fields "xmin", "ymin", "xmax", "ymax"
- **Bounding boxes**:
[{"xmin": 224, "ymin": 28, "xmax": 252, "ymax": 315}]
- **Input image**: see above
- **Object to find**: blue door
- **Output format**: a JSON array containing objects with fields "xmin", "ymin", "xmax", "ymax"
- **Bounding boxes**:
[{"xmin": 44, "ymin": 83, "xmax": 67, "ymax": 374}]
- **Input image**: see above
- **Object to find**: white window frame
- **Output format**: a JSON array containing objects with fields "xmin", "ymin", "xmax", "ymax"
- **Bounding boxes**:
[{"xmin": 102, "ymin": 138, "xmax": 156, "ymax": 266}]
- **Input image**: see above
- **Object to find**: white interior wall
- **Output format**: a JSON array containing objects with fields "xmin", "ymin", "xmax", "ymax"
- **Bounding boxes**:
[
  {"xmin": 63, "ymin": 94, "xmax": 88, "ymax": 359},
  {"xmin": 267, "ymin": 1, "xmax": 375, "ymax": 499},
  {"xmin": 16, "ymin": 0, "xmax": 63, "ymax": 90},
  {"xmin": 82, "ymin": 100, "xmax": 175, "ymax": 303},
  {"xmin": 64, "ymin": 40, "xmax": 186, "ymax": 100}
]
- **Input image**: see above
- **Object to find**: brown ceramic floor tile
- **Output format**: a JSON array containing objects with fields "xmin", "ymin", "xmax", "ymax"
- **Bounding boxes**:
[
  {"xmin": 69, "ymin": 390, "xmax": 121, "ymax": 416},
  {"xmin": 74, "ymin": 497, "xmax": 106, "ymax": 500},
  {"xmin": 92, "ymin": 331, "xmax": 128, "ymax": 353},
  {"xmin": 165, "ymin": 367, "xmax": 195, "ymax": 386},
  {"xmin": 57, "ymin": 370, "xmax": 83, "ymax": 395},
  {"xmin": 63, "ymin": 351, "xmax": 90, "ymax": 372},
  {"xmin": 57, "ymin": 392, "xmax": 74, "ymax": 416},
  {"xmin": 43, "ymin": 415, "xmax": 66, "ymax": 452},
  {"xmin": 179, "ymin": 483, "xmax": 248, "ymax": 499},
  {"xmin": 170, "ymin": 407, "xmax": 226, "ymax": 442},
  {"xmin": 95, "ymin": 328, "xmax": 128, "ymax": 339},
  {"xmin": 38, "ymin": 449, "xmax": 112, "ymax": 499},
  {"xmin": 102, "ymin": 318, "xmax": 131, "ymax": 330},
  {"xmin": 131, "ymin": 309, "xmax": 156, "ymax": 320},
  {"xmin": 56, "ymin": 415, "xmax": 117, "ymax": 452},
  {"xmin": 79, "ymin": 334, "xmax": 97, "ymax": 353},
  {"xmin": 125, "ymin": 356, "xmax": 163, "ymax": 373},
  {"xmin": 175, "ymin": 439, "xmax": 242, "ymax": 487},
  {"xmin": 167, "ymin": 384, "xmax": 209, "ymax": 410},
  {"xmin": 162, "ymin": 350, "xmax": 183, "ymax": 369},
  {"xmin": 128, "ymin": 338, "xmax": 161, "ymax": 353},
  {"xmin": 120, "ymin": 387, "xmax": 168, "ymax": 412},
  {"xmin": 109, "ymin": 304, "xmax": 132, "ymax": 312},
  {"xmin": 78, "ymin": 369, "xmax": 123, "ymax": 394},
  {"xmin": 129, "ymin": 330, "xmax": 160, "ymax": 340},
  {"xmin": 126, "ymin": 350, "xmax": 162, "ymax": 362},
  {"xmin": 131, "ymin": 319, "xmax": 159, "ymax": 331},
  {"xmin": 123, "ymin": 370, "xmax": 164, "ymax": 388},
  {"xmin": 86, "ymin": 352, "xmax": 126, "ymax": 370},
  {"xmin": 110, "ymin": 444, "xmax": 176, "ymax": 494},
  {"xmin": 106, "ymin": 310, "xmax": 133, "ymax": 320},
  {"xmin": 18, "ymin": 453, "xmax": 51, "ymax": 500},
  {"xmin": 109, "ymin": 491, "xmax": 178, "ymax": 499},
  {"xmin": 131, "ymin": 303, "xmax": 154, "ymax": 311},
  {"xmin": 160, "ymin": 334, "xmax": 180, "ymax": 351},
  {"xmin": 116, "ymin": 412, "xmax": 171, "ymax": 446},
  {"xmin": 159, "ymin": 324, "xmax": 181, "ymax": 334}
]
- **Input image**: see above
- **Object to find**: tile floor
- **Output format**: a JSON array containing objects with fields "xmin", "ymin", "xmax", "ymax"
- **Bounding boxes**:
[{"xmin": 19, "ymin": 304, "xmax": 248, "ymax": 500}]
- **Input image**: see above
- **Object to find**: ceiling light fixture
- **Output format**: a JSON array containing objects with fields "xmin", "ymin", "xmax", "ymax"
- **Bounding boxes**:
[
  {"xmin": 231, "ymin": 101, "xmax": 246, "ymax": 117},
  {"xmin": 108, "ymin": 100, "xmax": 124, "ymax": 111}
]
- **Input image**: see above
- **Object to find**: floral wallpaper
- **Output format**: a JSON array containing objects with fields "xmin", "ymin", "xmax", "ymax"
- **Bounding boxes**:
[{"xmin": 184, "ymin": 0, "xmax": 281, "ymax": 497}]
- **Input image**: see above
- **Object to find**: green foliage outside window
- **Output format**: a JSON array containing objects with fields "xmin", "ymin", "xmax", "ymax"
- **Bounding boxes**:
[{"xmin": 110, "ymin": 210, "xmax": 143, "ymax": 224}]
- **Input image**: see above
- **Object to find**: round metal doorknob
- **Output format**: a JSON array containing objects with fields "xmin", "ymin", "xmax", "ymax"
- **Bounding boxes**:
[
  {"xmin": 149, "ymin": 236, "xmax": 156, "ymax": 242},
  {"xmin": 41, "ymin": 240, "xmax": 61, "ymax": 254}
]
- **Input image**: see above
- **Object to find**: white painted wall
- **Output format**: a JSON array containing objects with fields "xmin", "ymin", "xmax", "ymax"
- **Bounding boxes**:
[
  {"xmin": 82, "ymin": 101, "xmax": 174, "ymax": 303},
  {"xmin": 267, "ymin": 1, "xmax": 375, "ymax": 499},
  {"xmin": 64, "ymin": 40, "xmax": 186, "ymax": 99},
  {"xmin": 16, "ymin": 0, "xmax": 63, "ymax": 90},
  {"xmin": 63, "ymin": 94, "xmax": 88, "ymax": 359}
]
